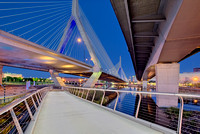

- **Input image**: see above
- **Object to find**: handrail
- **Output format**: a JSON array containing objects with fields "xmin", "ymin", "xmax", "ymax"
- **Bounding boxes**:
[
  {"xmin": 0, "ymin": 86, "xmax": 49, "ymax": 134},
  {"xmin": 66, "ymin": 86, "xmax": 200, "ymax": 134},
  {"xmin": 65, "ymin": 86, "xmax": 200, "ymax": 98},
  {"xmin": 0, "ymin": 87, "xmax": 48, "ymax": 115}
]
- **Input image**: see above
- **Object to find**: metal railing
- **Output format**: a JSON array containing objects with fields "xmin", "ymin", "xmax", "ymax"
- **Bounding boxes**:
[
  {"xmin": 66, "ymin": 87, "xmax": 200, "ymax": 134},
  {"xmin": 0, "ymin": 87, "xmax": 49, "ymax": 134}
]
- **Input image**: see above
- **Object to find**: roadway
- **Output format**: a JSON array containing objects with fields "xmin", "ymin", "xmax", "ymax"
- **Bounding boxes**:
[{"xmin": 32, "ymin": 91, "xmax": 162, "ymax": 134}]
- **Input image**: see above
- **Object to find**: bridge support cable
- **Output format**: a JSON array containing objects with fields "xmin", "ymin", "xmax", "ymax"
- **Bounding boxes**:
[{"xmin": 0, "ymin": 0, "xmax": 72, "ymax": 51}]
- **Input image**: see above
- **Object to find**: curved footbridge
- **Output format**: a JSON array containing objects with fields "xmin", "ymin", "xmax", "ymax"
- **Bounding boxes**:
[{"xmin": 28, "ymin": 91, "xmax": 164, "ymax": 134}]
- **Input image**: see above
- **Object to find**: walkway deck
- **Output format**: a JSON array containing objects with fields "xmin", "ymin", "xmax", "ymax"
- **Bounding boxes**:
[{"xmin": 32, "ymin": 91, "xmax": 162, "ymax": 134}]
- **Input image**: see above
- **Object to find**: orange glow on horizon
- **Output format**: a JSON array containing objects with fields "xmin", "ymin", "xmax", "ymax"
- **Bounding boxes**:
[{"xmin": 193, "ymin": 77, "xmax": 199, "ymax": 82}]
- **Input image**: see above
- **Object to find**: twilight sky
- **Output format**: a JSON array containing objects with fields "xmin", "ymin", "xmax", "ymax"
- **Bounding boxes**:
[{"xmin": 3, "ymin": 0, "xmax": 200, "ymax": 79}]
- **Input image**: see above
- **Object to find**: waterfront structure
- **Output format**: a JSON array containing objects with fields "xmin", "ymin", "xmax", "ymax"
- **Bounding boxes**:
[
  {"xmin": 180, "ymin": 72, "xmax": 200, "ymax": 84},
  {"xmin": 3, "ymin": 73, "xmax": 23, "ymax": 78},
  {"xmin": 193, "ymin": 68, "xmax": 200, "ymax": 72}
]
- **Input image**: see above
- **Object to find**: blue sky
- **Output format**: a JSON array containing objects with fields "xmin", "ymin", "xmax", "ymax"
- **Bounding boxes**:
[{"xmin": 2, "ymin": 0, "xmax": 200, "ymax": 79}]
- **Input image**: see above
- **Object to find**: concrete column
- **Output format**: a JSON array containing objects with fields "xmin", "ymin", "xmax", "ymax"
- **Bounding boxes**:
[
  {"xmin": 142, "ymin": 81, "xmax": 148, "ymax": 91},
  {"xmin": 83, "ymin": 71, "xmax": 102, "ymax": 88},
  {"xmin": 156, "ymin": 63, "xmax": 179, "ymax": 107},
  {"xmin": 0, "ymin": 65, "xmax": 3, "ymax": 85},
  {"xmin": 33, "ymin": 81, "xmax": 36, "ymax": 86},
  {"xmin": 26, "ymin": 81, "xmax": 31, "ymax": 90},
  {"xmin": 49, "ymin": 69, "xmax": 66, "ymax": 87}
]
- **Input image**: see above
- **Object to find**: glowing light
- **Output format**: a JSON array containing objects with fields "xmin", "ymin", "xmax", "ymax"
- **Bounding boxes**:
[
  {"xmin": 62, "ymin": 65, "xmax": 75, "ymax": 68},
  {"xmin": 63, "ymin": 71, "xmax": 69, "ymax": 73},
  {"xmin": 194, "ymin": 99, "xmax": 198, "ymax": 103},
  {"xmin": 77, "ymin": 38, "xmax": 82, "ymax": 43},
  {"xmin": 91, "ymin": 58, "xmax": 93, "ymax": 61},
  {"xmin": 86, "ymin": 58, "xmax": 88, "ymax": 61},
  {"xmin": 40, "ymin": 56, "xmax": 56, "ymax": 60},
  {"xmin": 193, "ymin": 77, "xmax": 199, "ymax": 82},
  {"xmin": 44, "ymin": 61, "xmax": 55, "ymax": 64}
]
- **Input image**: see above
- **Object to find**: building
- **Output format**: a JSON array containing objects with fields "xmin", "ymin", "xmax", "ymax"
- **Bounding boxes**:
[
  {"xmin": 193, "ymin": 68, "xmax": 200, "ymax": 72},
  {"xmin": 61, "ymin": 77, "xmax": 87, "ymax": 85},
  {"xmin": 3, "ymin": 73, "xmax": 23, "ymax": 78},
  {"xmin": 179, "ymin": 72, "xmax": 200, "ymax": 83}
]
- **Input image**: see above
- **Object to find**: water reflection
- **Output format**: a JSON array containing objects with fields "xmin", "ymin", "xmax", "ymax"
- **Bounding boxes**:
[{"xmin": 107, "ymin": 87, "xmax": 200, "ymax": 133}]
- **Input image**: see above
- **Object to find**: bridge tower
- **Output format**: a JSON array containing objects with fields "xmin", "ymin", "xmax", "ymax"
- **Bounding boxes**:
[
  {"xmin": 56, "ymin": 0, "xmax": 102, "ymax": 87},
  {"xmin": 115, "ymin": 56, "xmax": 128, "ymax": 82}
]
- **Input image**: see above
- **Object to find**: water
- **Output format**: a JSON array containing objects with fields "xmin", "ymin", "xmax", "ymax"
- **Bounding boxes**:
[{"xmin": 106, "ymin": 87, "xmax": 200, "ymax": 133}]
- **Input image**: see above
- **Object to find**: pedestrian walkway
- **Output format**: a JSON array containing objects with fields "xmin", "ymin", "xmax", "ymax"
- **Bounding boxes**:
[{"xmin": 32, "ymin": 91, "xmax": 162, "ymax": 134}]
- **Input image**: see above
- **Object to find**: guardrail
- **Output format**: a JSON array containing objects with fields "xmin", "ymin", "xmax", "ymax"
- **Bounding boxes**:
[
  {"xmin": 66, "ymin": 87, "xmax": 200, "ymax": 134},
  {"xmin": 0, "ymin": 87, "xmax": 49, "ymax": 134}
]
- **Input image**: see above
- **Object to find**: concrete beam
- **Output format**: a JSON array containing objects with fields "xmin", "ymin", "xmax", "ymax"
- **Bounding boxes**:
[
  {"xmin": 49, "ymin": 70, "xmax": 66, "ymax": 87},
  {"xmin": 132, "ymin": 15, "xmax": 165, "ymax": 23}
]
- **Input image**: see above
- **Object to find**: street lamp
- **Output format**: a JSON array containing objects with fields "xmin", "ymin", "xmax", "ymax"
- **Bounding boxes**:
[{"xmin": 77, "ymin": 38, "xmax": 82, "ymax": 43}]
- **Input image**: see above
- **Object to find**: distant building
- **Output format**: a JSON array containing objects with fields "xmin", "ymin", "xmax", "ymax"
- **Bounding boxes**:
[
  {"xmin": 193, "ymin": 68, "xmax": 200, "ymax": 72},
  {"xmin": 149, "ymin": 72, "xmax": 200, "ymax": 84},
  {"xmin": 179, "ymin": 72, "xmax": 200, "ymax": 83},
  {"xmin": 61, "ymin": 77, "xmax": 87, "ymax": 85},
  {"xmin": 3, "ymin": 73, "xmax": 23, "ymax": 78}
]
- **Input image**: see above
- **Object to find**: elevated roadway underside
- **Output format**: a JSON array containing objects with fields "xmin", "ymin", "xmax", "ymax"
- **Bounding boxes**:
[
  {"xmin": 69, "ymin": 72, "xmax": 125, "ymax": 83},
  {"xmin": 0, "ymin": 30, "xmax": 125, "ymax": 83},
  {"xmin": 111, "ymin": 0, "xmax": 200, "ymax": 80}
]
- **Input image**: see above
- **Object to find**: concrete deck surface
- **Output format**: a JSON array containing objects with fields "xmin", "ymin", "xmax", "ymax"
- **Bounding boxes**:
[{"xmin": 33, "ymin": 91, "xmax": 162, "ymax": 134}]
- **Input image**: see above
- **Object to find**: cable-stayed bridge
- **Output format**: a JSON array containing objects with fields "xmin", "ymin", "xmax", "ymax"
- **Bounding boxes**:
[{"xmin": 0, "ymin": 0, "xmax": 127, "ymax": 87}]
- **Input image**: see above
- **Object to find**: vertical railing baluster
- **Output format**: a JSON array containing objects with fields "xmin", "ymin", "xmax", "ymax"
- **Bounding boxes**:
[
  {"xmin": 76, "ymin": 89, "xmax": 79, "ymax": 96},
  {"xmin": 135, "ymin": 93, "xmax": 141, "ymax": 118},
  {"xmin": 78, "ymin": 89, "xmax": 81, "ymax": 97},
  {"xmin": 31, "ymin": 96, "xmax": 38, "ymax": 111},
  {"xmin": 177, "ymin": 96, "xmax": 184, "ymax": 134},
  {"xmin": 86, "ymin": 90, "xmax": 89, "ymax": 100},
  {"xmin": 10, "ymin": 108, "xmax": 23, "ymax": 134},
  {"xmin": 92, "ymin": 91, "xmax": 96, "ymax": 102},
  {"xmin": 35, "ymin": 94, "xmax": 40, "ymax": 106},
  {"xmin": 38, "ymin": 92, "xmax": 42, "ymax": 100},
  {"xmin": 100, "ymin": 91, "xmax": 105, "ymax": 106},
  {"xmin": 37, "ymin": 93, "xmax": 41, "ymax": 102},
  {"xmin": 81, "ymin": 89, "xmax": 84, "ymax": 98},
  {"xmin": 114, "ymin": 92, "xmax": 119, "ymax": 111},
  {"xmin": 24, "ymin": 99, "xmax": 33, "ymax": 120}
]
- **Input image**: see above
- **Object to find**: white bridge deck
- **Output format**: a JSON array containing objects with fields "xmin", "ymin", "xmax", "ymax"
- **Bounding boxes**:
[{"xmin": 32, "ymin": 91, "xmax": 162, "ymax": 134}]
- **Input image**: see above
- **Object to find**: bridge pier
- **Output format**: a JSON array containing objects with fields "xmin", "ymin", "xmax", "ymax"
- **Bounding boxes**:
[
  {"xmin": 142, "ymin": 81, "xmax": 148, "ymax": 91},
  {"xmin": 0, "ymin": 65, "xmax": 3, "ymax": 85},
  {"xmin": 49, "ymin": 70, "xmax": 66, "ymax": 87},
  {"xmin": 83, "ymin": 71, "xmax": 102, "ymax": 88},
  {"xmin": 155, "ymin": 63, "xmax": 179, "ymax": 107}
]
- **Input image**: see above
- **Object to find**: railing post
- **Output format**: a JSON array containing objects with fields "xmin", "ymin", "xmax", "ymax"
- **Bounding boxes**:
[
  {"xmin": 78, "ymin": 89, "xmax": 81, "ymax": 97},
  {"xmin": 92, "ymin": 90, "xmax": 96, "ymax": 102},
  {"xmin": 37, "ymin": 93, "xmax": 41, "ymax": 102},
  {"xmin": 76, "ymin": 89, "xmax": 79, "ymax": 96},
  {"xmin": 100, "ymin": 91, "xmax": 105, "ymax": 105},
  {"xmin": 135, "ymin": 93, "xmax": 142, "ymax": 118},
  {"xmin": 31, "ymin": 96, "xmax": 38, "ymax": 111},
  {"xmin": 10, "ymin": 108, "xmax": 23, "ymax": 134},
  {"xmin": 35, "ymin": 94, "xmax": 40, "ymax": 105},
  {"xmin": 177, "ymin": 96, "xmax": 184, "ymax": 134},
  {"xmin": 24, "ymin": 99, "xmax": 33, "ymax": 120},
  {"xmin": 114, "ymin": 92, "xmax": 119, "ymax": 111},
  {"xmin": 86, "ymin": 90, "xmax": 89, "ymax": 100},
  {"xmin": 81, "ymin": 89, "xmax": 84, "ymax": 98},
  {"xmin": 38, "ymin": 92, "xmax": 42, "ymax": 100}
]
